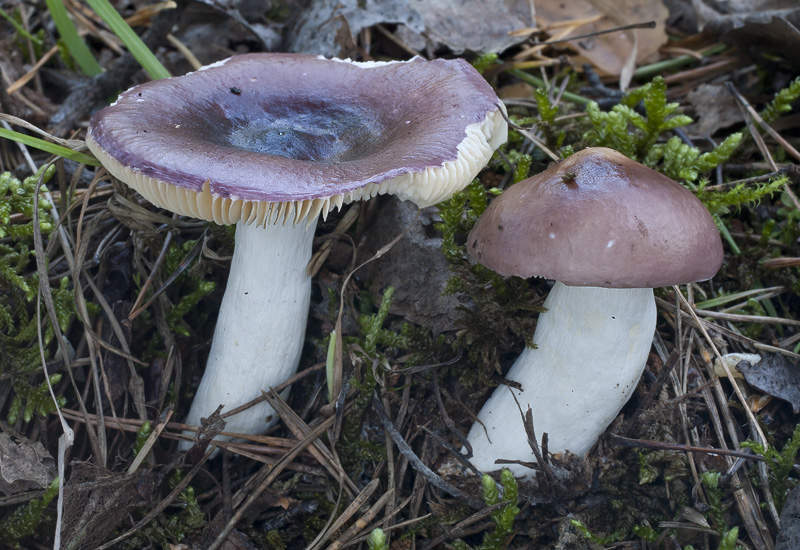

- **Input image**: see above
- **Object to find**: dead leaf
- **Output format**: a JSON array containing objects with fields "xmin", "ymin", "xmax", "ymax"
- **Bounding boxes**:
[
  {"xmin": 685, "ymin": 83, "xmax": 745, "ymax": 137},
  {"xmin": 777, "ymin": 483, "xmax": 800, "ymax": 549},
  {"xmin": 183, "ymin": 405, "xmax": 226, "ymax": 465},
  {"xmin": 184, "ymin": 0, "xmax": 272, "ymax": 48},
  {"xmin": 747, "ymin": 393, "xmax": 773, "ymax": 413},
  {"xmin": 712, "ymin": 352, "xmax": 761, "ymax": 379},
  {"xmin": 333, "ymin": 14, "xmax": 360, "ymax": 59},
  {"xmin": 691, "ymin": 0, "xmax": 800, "ymax": 32},
  {"xmin": 723, "ymin": 15, "xmax": 800, "ymax": 69},
  {"xmin": 0, "ymin": 432, "xmax": 56, "ymax": 495},
  {"xmin": 498, "ymin": 82, "xmax": 536, "ymax": 99},
  {"xmin": 197, "ymin": 526, "xmax": 259, "ymax": 549},
  {"xmin": 62, "ymin": 462, "xmax": 163, "ymax": 550},
  {"xmin": 739, "ymin": 353, "xmax": 800, "ymax": 413},
  {"xmin": 535, "ymin": 0, "xmax": 669, "ymax": 76},
  {"xmin": 689, "ymin": 0, "xmax": 800, "ymax": 68},
  {"xmin": 358, "ymin": 197, "xmax": 463, "ymax": 335},
  {"xmin": 287, "ymin": 0, "xmax": 535, "ymax": 56}
]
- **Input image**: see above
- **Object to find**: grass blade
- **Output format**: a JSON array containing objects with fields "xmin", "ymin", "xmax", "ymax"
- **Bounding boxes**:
[
  {"xmin": 0, "ymin": 7, "xmax": 44, "ymax": 46},
  {"xmin": 85, "ymin": 0, "xmax": 171, "ymax": 80},
  {"xmin": 44, "ymin": 0, "xmax": 102, "ymax": 76},
  {"xmin": 0, "ymin": 128, "xmax": 99, "ymax": 166}
]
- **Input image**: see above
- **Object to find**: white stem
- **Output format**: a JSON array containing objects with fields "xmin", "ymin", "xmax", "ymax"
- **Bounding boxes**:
[
  {"xmin": 181, "ymin": 218, "xmax": 317, "ymax": 446},
  {"xmin": 466, "ymin": 282, "xmax": 656, "ymax": 476}
]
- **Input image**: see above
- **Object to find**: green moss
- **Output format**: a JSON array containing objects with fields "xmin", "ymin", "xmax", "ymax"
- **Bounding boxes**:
[
  {"xmin": 480, "ymin": 470, "xmax": 520, "ymax": 550},
  {"xmin": 294, "ymin": 491, "xmax": 342, "ymax": 544},
  {"xmin": 512, "ymin": 154, "xmax": 532, "ymax": 183},
  {"xmin": 436, "ymin": 180, "xmax": 542, "ymax": 385},
  {"xmin": 637, "ymin": 447, "xmax": 688, "ymax": 485},
  {"xmin": 367, "ymin": 528, "xmax": 389, "ymax": 550},
  {"xmin": 761, "ymin": 76, "xmax": 800, "ymax": 125},
  {"xmin": 339, "ymin": 287, "xmax": 398, "ymax": 468},
  {"xmin": 358, "ymin": 286, "xmax": 402, "ymax": 355},
  {"xmin": 742, "ymin": 422, "xmax": 800, "ymax": 511},
  {"xmin": 637, "ymin": 450, "xmax": 662, "ymax": 485},
  {"xmin": 700, "ymin": 471, "xmax": 728, "ymax": 533},
  {"xmin": 471, "ymin": 53, "xmax": 499, "ymax": 74},
  {"xmin": 610, "ymin": 77, "xmax": 687, "ymax": 156},
  {"xmin": 690, "ymin": 473, "xmax": 745, "ymax": 549},
  {"xmin": 135, "ymin": 235, "xmax": 216, "ymax": 360},
  {"xmin": 696, "ymin": 176, "xmax": 785, "ymax": 219},
  {"xmin": 263, "ymin": 529, "xmax": 287, "ymax": 549},
  {"xmin": 0, "ymin": 477, "xmax": 59, "ymax": 547},
  {"xmin": 719, "ymin": 527, "xmax": 741, "ymax": 550},
  {"xmin": 645, "ymin": 133, "xmax": 742, "ymax": 183},
  {"xmin": 632, "ymin": 523, "xmax": 659, "ymax": 542},
  {"xmin": 582, "ymin": 76, "xmax": 740, "ymax": 183},
  {"xmin": 133, "ymin": 421, "xmax": 153, "ymax": 457},
  {"xmin": 0, "ymin": 167, "xmax": 54, "ymax": 243},
  {"xmin": 119, "ymin": 469, "xmax": 205, "ymax": 549},
  {"xmin": 452, "ymin": 470, "xmax": 520, "ymax": 550},
  {"xmin": 534, "ymin": 88, "xmax": 559, "ymax": 125},
  {"xmin": 7, "ymin": 374, "xmax": 66, "ymax": 425},
  {"xmin": 398, "ymin": 322, "xmax": 447, "ymax": 367},
  {"xmin": 0, "ymin": 167, "xmax": 54, "ymax": 316},
  {"xmin": 0, "ymin": 168, "xmax": 82, "ymax": 376}
]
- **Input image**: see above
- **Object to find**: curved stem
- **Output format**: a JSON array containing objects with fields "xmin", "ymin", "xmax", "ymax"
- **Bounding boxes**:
[
  {"xmin": 467, "ymin": 282, "xmax": 656, "ymax": 476},
  {"xmin": 181, "ymin": 218, "xmax": 317, "ymax": 445}
]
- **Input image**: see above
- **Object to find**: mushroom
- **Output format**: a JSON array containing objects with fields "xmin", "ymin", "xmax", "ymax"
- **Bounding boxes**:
[
  {"xmin": 465, "ymin": 147, "xmax": 722, "ymax": 475},
  {"xmin": 86, "ymin": 53, "xmax": 507, "ymax": 444}
]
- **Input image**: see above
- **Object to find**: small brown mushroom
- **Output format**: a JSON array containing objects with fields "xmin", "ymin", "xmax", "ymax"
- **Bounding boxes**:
[{"xmin": 465, "ymin": 147, "xmax": 722, "ymax": 475}]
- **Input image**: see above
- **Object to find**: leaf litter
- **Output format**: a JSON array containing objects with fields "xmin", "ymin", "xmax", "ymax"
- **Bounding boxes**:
[{"xmin": 0, "ymin": 0, "xmax": 800, "ymax": 548}]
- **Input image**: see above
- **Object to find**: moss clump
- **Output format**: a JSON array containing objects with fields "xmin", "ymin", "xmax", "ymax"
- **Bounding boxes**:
[
  {"xmin": 134, "ymin": 236, "xmax": 217, "ymax": 362},
  {"xmin": 479, "ymin": 469, "xmax": 520, "ymax": 550},
  {"xmin": 7, "ymin": 374, "xmax": 66, "ymax": 425},
  {"xmin": 761, "ymin": 76, "xmax": 800, "ymax": 125},
  {"xmin": 436, "ymin": 180, "xmax": 542, "ymax": 385},
  {"xmin": 0, "ymin": 477, "xmax": 59, "ymax": 547},
  {"xmin": 742, "ymin": 423, "xmax": 800, "ymax": 511},
  {"xmin": 696, "ymin": 177, "xmax": 786, "ymax": 219},
  {"xmin": 583, "ymin": 76, "xmax": 742, "ymax": 181},
  {"xmin": 338, "ymin": 287, "xmax": 398, "ymax": 469},
  {"xmin": 0, "ymin": 167, "xmax": 69, "ymax": 375},
  {"xmin": 118, "ymin": 469, "xmax": 205, "ymax": 549}
]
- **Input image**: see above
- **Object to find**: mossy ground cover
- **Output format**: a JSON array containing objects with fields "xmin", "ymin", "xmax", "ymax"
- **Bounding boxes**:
[{"xmin": 1, "ymin": 3, "xmax": 800, "ymax": 549}]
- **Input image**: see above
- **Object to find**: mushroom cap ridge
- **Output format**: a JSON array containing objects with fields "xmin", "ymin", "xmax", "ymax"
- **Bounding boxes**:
[
  {"xmin": 467, "ymin": 147, "xmax": 723, "ymax": 288},
  {"xmin": 87, "ymin": 53, "xmax": 506, "ymax": 226}
]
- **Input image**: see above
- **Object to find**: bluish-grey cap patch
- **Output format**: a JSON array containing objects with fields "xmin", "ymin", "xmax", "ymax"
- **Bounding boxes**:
[{"xmin": 87, "ymin": 53, "xmax": 507, "ymax": 225}]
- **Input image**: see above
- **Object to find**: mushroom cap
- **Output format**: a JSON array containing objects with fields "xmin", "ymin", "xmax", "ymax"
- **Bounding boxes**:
[
  {"xmin": 87, "ymin": 53, "xmax": 506, "ymax": 226},
  {"xmin": 467, "ymin": 147, "xmax": 723, "ymax": 288}
]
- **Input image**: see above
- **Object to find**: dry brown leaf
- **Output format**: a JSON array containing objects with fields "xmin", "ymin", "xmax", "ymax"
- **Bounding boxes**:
[
  {"xmin": 287, "ymin": 0, "xmax": 535, "ymax": 55},
  {"xmin": 778, "ymin": 484, "xmax": 800, "ymax": 549},
  {"xmin": 685, "ymin": 83, "xmax": 745, "ymax": 137},
  {"xmin": 498, "ymin": 82, "xmax": 536, "ymax": 99},
  {"xmin": 0, "ymin": 433, "xmax": 56, "ymax": 495},
  {"xmin": 536, "ymin": 0, "xmax": 669, "ymax": 76},
  {"xmin": 740, "ymin": 354, "xmax": 800, "ymax": 414},
  {"xmin": 358, "ymin": 197, "xmax": 463, "ymax": 335}
]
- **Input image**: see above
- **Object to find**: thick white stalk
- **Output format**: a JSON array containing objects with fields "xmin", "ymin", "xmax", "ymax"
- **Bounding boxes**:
[
  {"xmin": 181, "ymin": 218, "xmax": 317, "ymax": 445},
  {"xmin": 467, "ymin": 282, "xmax": 656, "ymax": 476}
]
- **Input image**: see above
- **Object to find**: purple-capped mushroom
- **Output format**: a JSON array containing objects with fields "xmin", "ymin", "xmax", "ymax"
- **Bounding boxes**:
[
  {"xmin": 86, "ymin": 53, "xmax": 507, "ymax": 446},
  {"xmin": 465, "ymin": 147, "xmax": 722, "ymax": 475}
]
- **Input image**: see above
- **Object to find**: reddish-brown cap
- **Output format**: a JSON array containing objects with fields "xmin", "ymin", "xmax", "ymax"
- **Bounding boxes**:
[
  {"xmin": 467, "ymin": 147, "xmax": 723, "ymax": 288},
  {"xmin": 87, "ymin": 53, "xmax": 506, "ymax": 226}
]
